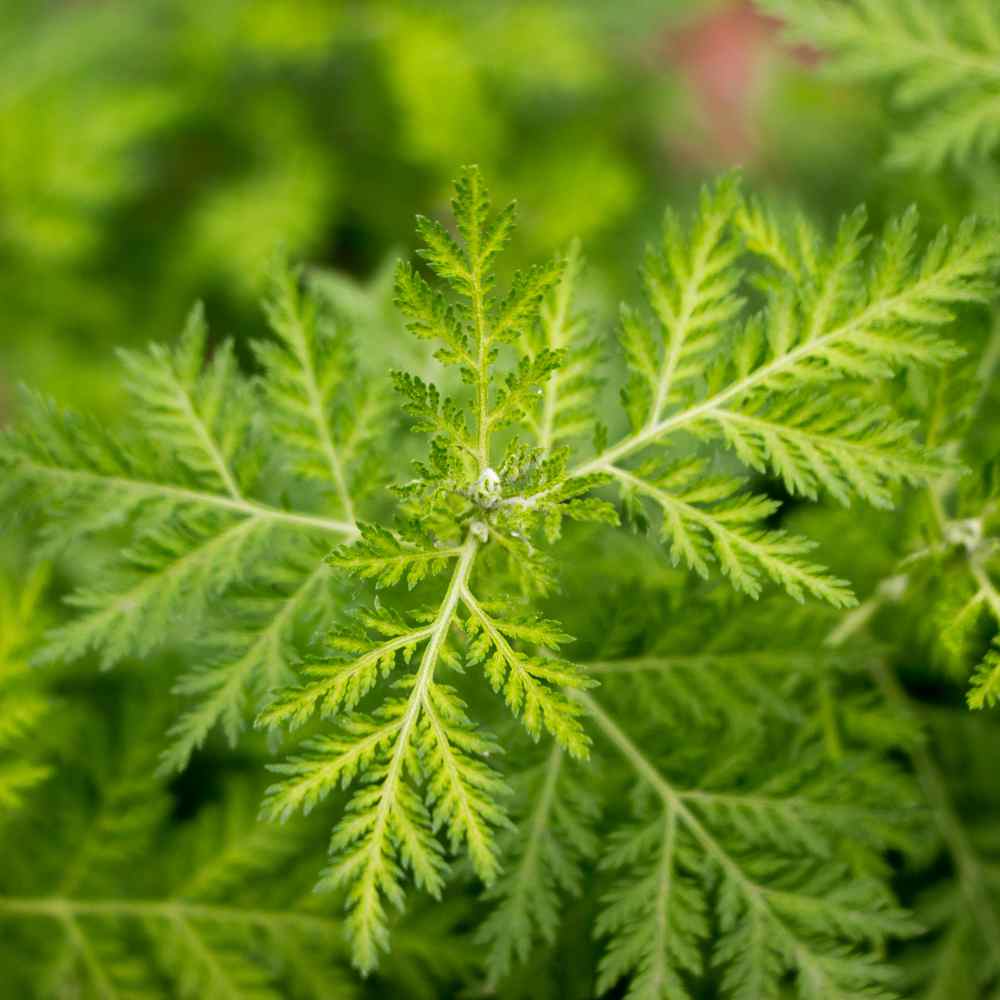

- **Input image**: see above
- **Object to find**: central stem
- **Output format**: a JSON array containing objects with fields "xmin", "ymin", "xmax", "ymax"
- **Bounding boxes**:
[
  {"xmin": 470, "ymin": 258, "xmax": 491, "ymax": 471},
  {"xmin": 475, "ymin": 308, "xmax": 490, "ymax": 469}
]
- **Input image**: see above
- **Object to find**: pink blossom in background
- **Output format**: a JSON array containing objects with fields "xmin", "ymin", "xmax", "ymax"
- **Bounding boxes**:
[{"xmin": 663, "ymin": 0, "xmax": 818, "ymax": 167}]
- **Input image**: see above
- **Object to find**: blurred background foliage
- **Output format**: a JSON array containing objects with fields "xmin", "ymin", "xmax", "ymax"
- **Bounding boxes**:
[{"xmin": 2, "ymin": 0, "xmax": 948, "ymax": 415}]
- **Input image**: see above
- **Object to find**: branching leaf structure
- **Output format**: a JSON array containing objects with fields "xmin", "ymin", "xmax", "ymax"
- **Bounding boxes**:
[
  {"xmin": 258, "ymin": 169, "xmax": 988, "ymax": 976},
  {"xmin": 470, "ymin": 565, "xmax": 930, "ymax": 999},
  {"xmin": 0, "ymin": 683, "xmax": 465, "ymax": 1000},
  {"xmin": 526, "ymin": 182, "xmax": 989, "ymax": 606},
  {"xmin": 763, "ymin": 0, "xmax": 1000, "ymax": 170},
  {"xmin": 258, "ymin": 171, "xmax": 600, "ymax": 969},
  {"xmin": 1, "ymin": 261, "xmax": 374, "ymax": 774},
  {"xmin": 580, "ymin": 688, "xmax": 920, "ymax": 1000},
  {"xmin": 476, "ymin": 744, "xmax": 600, "ymax": 988},
  {"xmin": 1, "ymin": 166, "xmax": 996, "ymax": 991},
  {"xmin": 738, "ymin": 301, "xmax": 1000, "ymax": 999}
]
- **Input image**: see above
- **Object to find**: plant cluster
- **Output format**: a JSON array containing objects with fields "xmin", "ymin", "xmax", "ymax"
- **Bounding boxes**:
[
  {"xmin": 5, "ymin": 1, "xmax": 1000, "ymax": 997},
  {"xmin": 4, "ymin": 157, "xmax": 1000, "ymax": 997}
]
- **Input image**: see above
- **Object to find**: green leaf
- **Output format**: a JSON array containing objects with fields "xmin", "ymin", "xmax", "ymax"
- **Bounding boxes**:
[
  {"xmin": 477, "ymin": 746, "xmax": 599, "ymax": 986},
  {"xmin": 257, "ymin": 256, "xmax": 371, "ymax": 521},
  {"xmin": 763, "ymin": 0, "xmax": 1000, "ymax": 170},
  {"xmin": 461, "ymin": 595, "xmax": 594, "ymax": 757},
  {"xmin": 330, "ymin": 523, "xmax": 465, "ymax": 590}
]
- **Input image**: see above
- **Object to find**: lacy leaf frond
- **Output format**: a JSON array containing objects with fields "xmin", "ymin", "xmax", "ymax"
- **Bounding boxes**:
[
  {"xmin": 260, "ymin": 538, "xmax": 508, "ymax": 973},
  {"xmin": 0, "ymin": 756, "xmax": 358, "ymax": 1000},
  {"xmin": 476, "ymin": 745, "xmax": 600, "ymax": 986},
  {"xmin": 0, "ymin": 265, "xmax": 369, "ymax": 767},
  {"xmin": 764, "ymin": 0, "xmax": 1000, "ymax": 170},
  {"xmin": 579, "ymin": 690, "xmax": 920, "ymax": 999},
  {"xmin": 525, "ymin": 182, "xmax": 993, "ymax": 606}
]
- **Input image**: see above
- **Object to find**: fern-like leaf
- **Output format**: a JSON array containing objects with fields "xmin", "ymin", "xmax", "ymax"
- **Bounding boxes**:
[
  {"xmin": 763, "ymin": 0, "xmax": 1000, "ymax": 169},
  {"xmin": 0, "ymin": 268, "xmax": 369, "ymax": 766},
  {"xmin": 477, "ymin": 745, "xmax": 599, "ymax": 986},
  {"xmin": 257, "ymin": 258, "xmax": 368, "ymax": 522},
  {"xmin": 527, "ymin": 185, "xmax": 992, "ymax": 606},
  {"xmin": 580, "ymin": 690, "xmax": 919, "ymax": 999}
]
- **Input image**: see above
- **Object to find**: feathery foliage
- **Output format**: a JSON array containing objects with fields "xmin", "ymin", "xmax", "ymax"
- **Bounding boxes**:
[
  {"xmin": 580, "ymin": 687, "xmax": 920, "ymax": 1000},
  {"xmin": 1, "ymin": 262, "xmax": 376, "ymax": 775},
  {"xmin": 548, "ymin": 181, "xmax": 988, "ymax": 607},
  {"xmin": 0, "ymin": 680, "xmax": 468, "ymax": 1000},
  {"xmin": 763, "ymin": 0, "xmax": 1000, "ymax": 170},
  {"xmin": 470, "ymin": 572, "xmax": 928, "ymax": 999},
  {"xmin": 837, "ymin": 307, "xmax": 1000, "ymax": 709},
  {"xmin": 2, "ymin": 163, "xmax": 997, "ymax": 992},
  {"xmin": 476, "ymin": 744, "xmax": 600, "ymax": 986},
  {"xmin": 251, "ymin": 172, "xmax": 985, "ymax": 975},
  {"xmin": 6, "ymin": 0, "xmax": 1000, "ymax": 995}
]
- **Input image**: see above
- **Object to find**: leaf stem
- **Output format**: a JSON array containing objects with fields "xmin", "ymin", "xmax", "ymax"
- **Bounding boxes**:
[
  {"xmin": 165, "ymin": 367, "xmax": 243, "ymax": 501},
  {"xmin": 15, "ymin": 459, "xmax": 358, "ymax": 537},
  {"xmin": 355, "ymin": 533, "xmax": 479, "ymax": 917}
]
